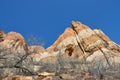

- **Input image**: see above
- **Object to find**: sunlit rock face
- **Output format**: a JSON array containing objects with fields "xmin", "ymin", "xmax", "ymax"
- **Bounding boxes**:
[
  {"xmin": 47, "ymin": 21, "xmax": 120, "ymax": 59},
  {"xmin": 0, "ymin": 31, "xmax": 28, "ymax": 53},
  {"xmin": 0, "ymin": 31, "xmax": 29, "ymax": 78},
  {"xmin": 1, "ymin": 21, "xmax": 119, "ymax": 64},
  {"xmin": 0, "ymin": 21, "xmax": 120, "ymax": 80}
]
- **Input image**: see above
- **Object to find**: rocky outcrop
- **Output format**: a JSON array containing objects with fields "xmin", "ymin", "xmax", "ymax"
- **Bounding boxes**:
[
  {"xmin": 0, "ymin": 31, "xmax": 28, "ymax": 53},
  {"xmin": 0, "ymin": 31, "xmax": 29, "ymax": 79},
  {"xmin": 46, "ymin": 21, "xmax": 120, "ymax": 61},
  {"xmin": 0, "ymin": 21, "xmax": 120, "ymax": 80}
]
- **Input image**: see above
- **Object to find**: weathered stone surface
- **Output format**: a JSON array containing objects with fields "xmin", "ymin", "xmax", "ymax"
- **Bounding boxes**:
[
  {"xmin": 0, "ymin": 30, "xmax": 6, "ymax": 42},
  {"xmin": 0, "ymin": 21, "xmax": 120, "ymax": 80},
  {"xmin": 46, "ymin": 28, "xmax": 76, "ymax": 53}
]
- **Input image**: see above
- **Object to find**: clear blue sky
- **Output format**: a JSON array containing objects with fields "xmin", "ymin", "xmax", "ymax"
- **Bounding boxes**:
[{"xmin": 0, "ymin": 0, "xmax": 120, "ymax": 48}]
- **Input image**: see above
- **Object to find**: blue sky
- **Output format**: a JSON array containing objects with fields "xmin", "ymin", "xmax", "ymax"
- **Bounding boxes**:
[{"xmin": 0, "ymin": 0, "xmax": 120, "ymax": 48}]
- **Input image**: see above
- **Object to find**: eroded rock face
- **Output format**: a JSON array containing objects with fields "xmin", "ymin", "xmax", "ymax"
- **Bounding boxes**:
[
  {"xmin": 5, "ymin": 32, "xmax": 28, "ymax": 52},
  {"xmin": 0, "ymin": 21, "xmax": 120, "ymax": 80},
  {"xmin": 0, "ymin": 31, "xmax": 30, "ymax": 78},
  {"xmin": 46, "ymin": 28, "xmax": 76, "ymax": 53},
  {"xmin": 0, "ymin": 30, "xmax": 6, "ymax": 42}
]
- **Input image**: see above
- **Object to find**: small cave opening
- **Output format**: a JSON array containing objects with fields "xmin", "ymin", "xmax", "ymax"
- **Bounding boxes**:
[
  {"xmin": 65, "ymin": 44, "xmax": 74, "ymax": 56},
  {"xmin": 0, "ymin": 38, "xmax": 4, "ymax": 42}
]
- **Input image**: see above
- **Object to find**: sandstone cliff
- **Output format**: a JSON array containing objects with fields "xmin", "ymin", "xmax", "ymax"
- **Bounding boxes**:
[{"xmin": 0, "ymin": 21, "xmax": 120, "ymax": 80}]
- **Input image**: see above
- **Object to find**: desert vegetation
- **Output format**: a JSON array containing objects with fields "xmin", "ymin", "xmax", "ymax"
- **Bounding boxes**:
[
  {"xmin": 0, "ymin": 45, "xmax": 120, "ymax": 80},
  {"xmin": 37, "ymin": 51, "xmax": 120, "ymax": 80},
  {"xmin": 0, "ymin": 22, "xmax": 120, "ymax": 80}
]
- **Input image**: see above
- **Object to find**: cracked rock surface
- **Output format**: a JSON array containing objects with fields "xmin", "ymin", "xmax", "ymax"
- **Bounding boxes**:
[{"xmin": 0, "ymin": 21, "xmax": 120, "ymax": 80}]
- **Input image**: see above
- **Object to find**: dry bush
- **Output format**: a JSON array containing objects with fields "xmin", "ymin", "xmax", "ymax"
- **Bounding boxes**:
[
  {"xmin": 26, "ymin": 35, "xmax": 44, "ymax": 46},
  {"xmin": 38, "ymin": 50, "xmax": 120, "ymax": 80}
]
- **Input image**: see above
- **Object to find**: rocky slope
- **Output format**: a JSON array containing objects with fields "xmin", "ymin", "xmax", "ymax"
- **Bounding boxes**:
[{"xmin": 0, "ymin": 21, "xmax": 120, "ymax": 80}]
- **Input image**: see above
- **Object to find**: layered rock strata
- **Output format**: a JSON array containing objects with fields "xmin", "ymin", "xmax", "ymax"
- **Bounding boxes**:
[{"xmin": 0, "ymin": 21, "xmax": 120, "ymax": 80}]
